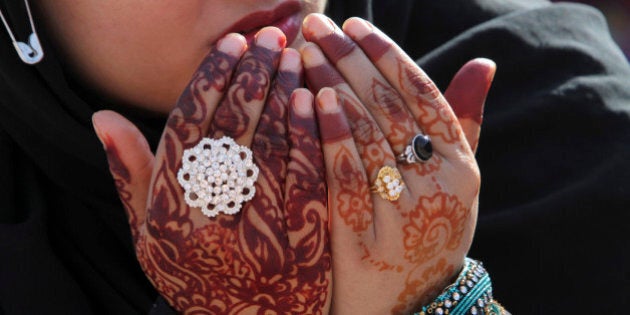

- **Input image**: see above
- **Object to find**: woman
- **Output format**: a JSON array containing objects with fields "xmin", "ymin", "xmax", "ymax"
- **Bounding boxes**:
[{"xmin": 1, "ymin": 0, "xmax": 629, "ymax": 314}]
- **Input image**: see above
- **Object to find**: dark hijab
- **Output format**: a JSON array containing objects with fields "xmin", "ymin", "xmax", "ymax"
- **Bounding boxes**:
[
  {"xmin": 0, "ymin": 0, "xmax": 164, "ymax": 313},
  {"xmin": 1, "ymin": 0, "xmax": 629, "ymax": 314}
]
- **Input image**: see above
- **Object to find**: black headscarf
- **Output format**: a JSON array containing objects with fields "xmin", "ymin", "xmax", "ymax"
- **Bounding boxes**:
[
  {"xmin": 1, "ymin": 0, "xmax": 629, "ymax": 314},
  {"xmin": 0, "ymin": 0, "xmax": 164, "ymax": 314}
]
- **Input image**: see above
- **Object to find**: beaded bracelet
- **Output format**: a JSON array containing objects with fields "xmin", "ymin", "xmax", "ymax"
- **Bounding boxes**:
[{"xmin": 414, "ymin": 258, "xmax": 509, "ymax": 315}]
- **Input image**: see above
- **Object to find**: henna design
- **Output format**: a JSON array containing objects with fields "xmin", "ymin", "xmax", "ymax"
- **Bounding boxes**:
[
  {"xmin": 337, "ymin": 89, "xmax": 390, "ymax": 178},
  {"xmin": 305, "ymin": 64, "xmax": 389, "ymax": 176},
  {"xmin": 370, "ymin": 78, "xmax": 417, "ymax": 149},
  {"xmin": 130, "ymin": 43, "xmax": 331, "ymax": 312},
  {"xmin": 345, "ymin": 191, "xmax": 470, "ymax": 314},
  {"xmin": 286, "ymin": 102, "xmax": 331, "ymax": 312},
  {"xmin": 397, "ymin": 58, "xmax": 461, "ymax": 144},
  {"xmin": 304, "ymin": 19, "xmax": 357, "ymax": 64},
  {"xmin": 210, "ymin": 45, "xmax": 279, "ymax": 139},
  {"xmin": 102, "ymin": 134, "xmax": 139, "ymax": 239},
  {"xmin": 303, "ymin": 21, "xmax": 479, "ymax": 315},
  {"xmin": 452, "ymin": 102, "xmax": 483, "ymax": 125},
  {"xmin": 174, "ymin": 50, "xmax": 239, "ymax": 138},
  {"xmin": 447, "ymin": 63, "xmax": 492, "ymax": 126},
  {"xmin": 332, "ymin": 146, "xmax": 373, "ymax": 232},
  {"xmin": 360, "ymin": 242, "xmax": 404, "ymax": 272},
  {"xmin": 304, "ymin": 63, "xmax": 345, "ymax": 92},
  {"xmin": 403, "ymin": 193, "xmax": 469, "ymax": 264},
  {"xmin": 317, "ymin": 109, "xmax": 353, "ymax": 144},
  {"xmin": 380, "ymin": 193, "xmax": 468, "ymax": 313},
  {"xmin": 356, "ymin": 32, "xmax": 392, "ymax": 63},
  {"xmin": 407, "ymin": 154, "xmax": 442, "ymax": 177},
  {"xmin": 391, "ymin": 258, "xmax": 456, "ymax": 314}
]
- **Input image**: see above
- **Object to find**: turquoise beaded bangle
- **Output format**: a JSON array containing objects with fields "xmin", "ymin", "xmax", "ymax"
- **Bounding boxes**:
[{"xmin": 414, "ymin": 258, "xmax": 509, "ymax": 315}]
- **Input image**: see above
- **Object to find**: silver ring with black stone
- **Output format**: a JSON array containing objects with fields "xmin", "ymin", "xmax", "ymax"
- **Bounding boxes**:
[{"xmin": 396, "ymin": 133, "xmax": 433, "ymax": 164}]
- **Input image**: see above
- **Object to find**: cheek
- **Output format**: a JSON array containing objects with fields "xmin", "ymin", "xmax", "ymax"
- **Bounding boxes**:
[
  {"xmin": 58, "ymin": 1, "xmax": 227, "ymax": 113},
  {"xmin": 106, "ymin": 7, "xmax": 215, "ymax": 111}
]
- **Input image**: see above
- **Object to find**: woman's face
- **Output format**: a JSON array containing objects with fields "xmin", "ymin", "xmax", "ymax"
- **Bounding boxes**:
[{"xmin": 38, "ymin": 0, "xmax": 328, "ymax": 113}]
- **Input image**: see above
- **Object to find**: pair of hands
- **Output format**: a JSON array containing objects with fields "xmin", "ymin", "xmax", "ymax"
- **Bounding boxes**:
[{"xmin": 92, "ymin": 14, "xmax": 495, "ymax": 315}]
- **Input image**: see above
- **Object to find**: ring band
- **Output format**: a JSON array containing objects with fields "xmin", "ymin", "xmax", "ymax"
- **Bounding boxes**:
[
  {"xmin": 396, "ymin": 133, "xmax": 433, "ymax": 165},
  {"xmin": 177, "ymin": 136, "xmax": 259, "ymax": 218},
  {"xmin": 370, "ymin": 166, "xmax": 405, "ymax": 201}
]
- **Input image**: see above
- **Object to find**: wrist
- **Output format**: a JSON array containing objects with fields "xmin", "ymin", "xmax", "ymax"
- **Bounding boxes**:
[{"xmin": 413, "ymin": 258, "xmax": 509, "ymax": 315}]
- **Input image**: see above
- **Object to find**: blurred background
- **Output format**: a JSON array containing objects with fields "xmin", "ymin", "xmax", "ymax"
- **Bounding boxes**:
[{"xmin": 557, "ymin": 0, "xmax": 630, "ymax": 59}]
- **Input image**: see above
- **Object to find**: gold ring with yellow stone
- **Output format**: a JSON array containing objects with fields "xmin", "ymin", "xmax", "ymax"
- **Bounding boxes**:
[{"xmin": 370, "ymin": 165, "xmax": 405, "ymax": 201}]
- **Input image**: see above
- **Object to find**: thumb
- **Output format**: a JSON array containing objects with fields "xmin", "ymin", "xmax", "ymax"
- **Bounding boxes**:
[
  {"xmin": 92, "ymin": 110, "xmax": 155, "ymax": 239},
  {"xmin": 444, "ymin": 58, "xmax": 496, "ymax": 153}
]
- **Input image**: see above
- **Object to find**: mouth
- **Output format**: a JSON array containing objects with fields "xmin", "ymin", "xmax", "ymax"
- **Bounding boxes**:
[{"xmin": 224, "ymin": 1, "xmax": 302, "ymax": 45}]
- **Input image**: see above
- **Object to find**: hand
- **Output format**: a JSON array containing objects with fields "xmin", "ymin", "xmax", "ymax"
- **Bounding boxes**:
[
  {"xmin": 92, "ymin": 27, "xmax": 331, "ymax": 314},
  {"xmin": 300, "ymin": 15, "xmax": 495, "ymax": 314}
]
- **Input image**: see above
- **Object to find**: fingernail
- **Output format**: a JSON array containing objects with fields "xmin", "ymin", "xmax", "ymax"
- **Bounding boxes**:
[
  {"xmin": 279, "ymin": 48, "xmax": 302, "ymax": 72},
  {"xmin": 303, "ymin": 14, "xmax": 336, "ymax": 39},
  {"xmin": 217, "ymin": 33, "xmax": 246, "ymax": 55},
  {"xmin": 475, "ymin": 57, "xmax": 497, "ymax": 69},
  {"xmin": 300, "ymin": 43, "xmax": 327, "ymax": 68},
  {"xmin": 316, "ymin": 88, "xmax": 340, "ymax": 113},
  {"xmin": 342, "ymin": 17, "xmax": 372, "ymax": 39},
  {"xmin": 292, "ymin": 89, "xmax": 314, "ymax": 116},
  {"xmin": 92, "ymin": 112, "xmax": 108, "ymax": 150},
  {"xmin": 255, "ymin": 27, "xmax": 286, "ymax": 51}
]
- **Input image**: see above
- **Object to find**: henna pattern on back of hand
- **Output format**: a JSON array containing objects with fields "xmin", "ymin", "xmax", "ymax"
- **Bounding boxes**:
[{"xmin": 129, "ymin": 44, "xmax": 331, "ymax": 313}]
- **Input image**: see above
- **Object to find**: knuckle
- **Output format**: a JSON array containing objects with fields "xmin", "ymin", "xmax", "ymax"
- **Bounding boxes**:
[
  {"xmin": 253, "ymin": 132, "xmax": 288, "ymax": 160},
  {"xmin": 165, "ymin": 110, "xmax": 204, "ymax": 143},
  {"xmin": 211, "ymin": 104, "xmax": 249, "ymax": 138},
  {"xmin": 368, "ymin": 83, "xmax": 406, "ymax": 118},
  {"xmin": 406, "ymin": 70, "xmax": 441, "ymax": 103},
  {"xmin": 332, "ymin": 38, "xmax": 357, "ymax": 62},
  {"xmin": 287, "ymin": 171, "xmax": 325, "ymax": 198},
  {"xmin": 351, "ymin": 116, "xmax": 381, "ymax": 144}
]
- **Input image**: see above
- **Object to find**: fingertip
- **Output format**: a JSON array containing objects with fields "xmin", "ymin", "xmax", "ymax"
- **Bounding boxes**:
[
  {"xmin": 300, "ymin": 42, "xmax": 327, "ymax": 68},
  {"xmin": 316, "ymin": 87, "xmax": 340, "ymax": 113},
  {"xmin": 445, "ymin": 58, "xmax": 497, "ymax": 125},
  {"xmin": 341, "ymin": 17, "xmax": 373, "ymax": 39},
  {"xmin": 291, "ymin": 88, "xmax": 315, "ymax": 117},
  {"xmin": 92, "ymin": 110, "xmax": 124, "ymax": 149},
  {"xmin": 302, "ymin": 13, "xmax": 333, "ymax": 40},
  {"xmin": 462, "ymin": 58, "xmax": 497, "ymax": 84},
  {"xmin": 255, "ymin": 26, "xmax": 287, "ymax": 51},
  {"xmin": 279, "ymin": 48, "xmax": 303, "ymax": 72},
  {"xmin": 91, "ymin": 110, "xmax": 108, "ymax": 142},
  {"xmin": 216, "ymin": 33, "xmax": 248, "ymax": 56},
  {"xmin": 472, "ymin": 57, "xmax": 497, "ymax": 70},
  {"xmin": 92, "ymin": 110, "xmax": 152, "ymax": 155}
]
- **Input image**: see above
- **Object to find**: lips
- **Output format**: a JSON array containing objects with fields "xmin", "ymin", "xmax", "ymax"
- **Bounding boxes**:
[{"xmin": 224, "ymin": 1, "xmax": 302, "ymax": 45}]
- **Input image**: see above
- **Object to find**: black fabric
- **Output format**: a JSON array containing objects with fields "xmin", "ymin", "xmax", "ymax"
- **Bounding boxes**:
[
  {"xmin": 1, "ymin": 0, "xmax": 629, "ymax": 314},
  {"xmin": 0, "ymin": 0, "xmax": 159, "ymax": 314},
  {"xmin": 371, "ymin": 2, "xmax": 630, "ymax": 314}
]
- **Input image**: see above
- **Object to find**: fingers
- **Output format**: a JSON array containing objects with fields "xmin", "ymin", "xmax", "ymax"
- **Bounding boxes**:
[
  {"xmin": 302, "ymin": 14, "xmax": 420, "ymax": 155},
  {"xmin": 252, "ymin": 48, "xmax": 303, "ymax": 183},
  {"xmin": 315, "ymin": 87, "xmax": 374, "ymax": 254},
  {"xmin": 286, "ymin": 89, "xmax": 333, "ymax": 312},
  {"xmin": 160, "ymin": 33, "xmax": 247, "ymax": 172},
  {"xmin": 285, "ymin": 89, "xmax": 328, "ymax": 252},
  {"xmin": 208, "ymin": 27, "xmax": 286, "ymax": 146},
  {"xmin": 245, "ymin": 48, "xmax": 303, "ymax": 237},
  {"xmin": 301, "ymin": 43, "xmax": 396, "ymax": 184},
  {"xmin": 444, "ymin": 58, "xmax": 496, "ymax": 153},
  {"xmin": 92, "ymin": 110, "xmax": 154, "ymax": 239},
  {"xmin": 338, "ymin": 17, "xmax": 469, "ymax": 159},
  {"xmin": 150, "ymin": 28, "xmax": 285, "ymax": 223}
]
